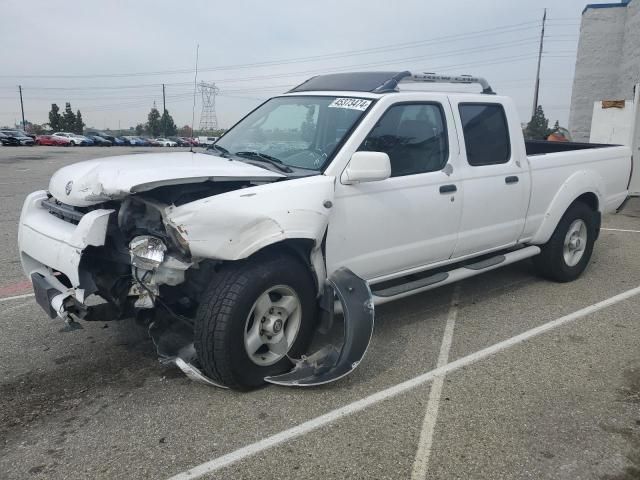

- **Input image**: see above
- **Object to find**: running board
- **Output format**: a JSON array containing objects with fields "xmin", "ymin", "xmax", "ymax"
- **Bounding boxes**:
[
  {"xmin": 371, "ymin": 246, "xmax": 541, "ymax": 305},
  {"xmin": 374, "ymin": 272, "xmax": 448, "ymax": 297}
]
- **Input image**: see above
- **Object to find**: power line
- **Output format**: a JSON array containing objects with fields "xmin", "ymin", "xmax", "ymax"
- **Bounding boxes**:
[
  {"xmin": 0, "ymin": 20, "xmax": 542, "ymax": 80},
  {"xmin": 3, "ymin": 37, "xmax": 544, "ymax": 96}
]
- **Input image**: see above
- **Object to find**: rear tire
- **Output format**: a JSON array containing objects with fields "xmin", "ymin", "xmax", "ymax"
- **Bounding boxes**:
[
  {"xmin": 533, "ymin": 201, "xmax": 597, "ymax": 282},
  {"xmin": 194, "ymin": 252, "xmax": 317, "ymax": 390}
]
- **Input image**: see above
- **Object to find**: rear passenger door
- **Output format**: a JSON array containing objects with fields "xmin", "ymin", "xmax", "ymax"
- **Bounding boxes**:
[{"xmin": 452, "ymin": 101, "xmax": 530, "ymax": 258}]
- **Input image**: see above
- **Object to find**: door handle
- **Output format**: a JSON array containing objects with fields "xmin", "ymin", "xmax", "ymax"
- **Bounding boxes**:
[
  {"xmin": 505, "ymin": 176, "xmax": 519, "ymax": 184},
  {"xmin": 439, "ymin": 184, "xmax": 457, "ymax": 194}
]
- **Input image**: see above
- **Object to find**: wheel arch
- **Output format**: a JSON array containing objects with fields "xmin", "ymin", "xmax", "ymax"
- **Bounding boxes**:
[
  {"xmin": 243, "ymin": 237, "xmax": 326, "ymax": 295},
  {"xmin": 531, "ymin": 170, "xmax": 604, "ymax": 245}
]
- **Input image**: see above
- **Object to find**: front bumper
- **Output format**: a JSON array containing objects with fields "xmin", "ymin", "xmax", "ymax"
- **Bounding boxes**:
[{"xmin": 18, "ymin": 191, "xmax": 114, "ymax": 316}]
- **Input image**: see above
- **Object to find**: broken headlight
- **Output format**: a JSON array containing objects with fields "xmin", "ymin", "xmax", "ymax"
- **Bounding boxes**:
[{"xmin": 129, "ymin": 235, "xmax": 167, "ymax": 270}]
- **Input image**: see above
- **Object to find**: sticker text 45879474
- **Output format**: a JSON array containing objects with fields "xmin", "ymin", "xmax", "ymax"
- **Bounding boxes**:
[{"xmin": 328, "ymin": 98, "xmax": 372, "ymax": 111}]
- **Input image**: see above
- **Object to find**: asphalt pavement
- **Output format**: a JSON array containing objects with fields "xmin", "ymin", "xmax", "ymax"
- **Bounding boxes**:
[{"xmin": 0, "ymin": 146, "xmax": 638, "ymax": 480}]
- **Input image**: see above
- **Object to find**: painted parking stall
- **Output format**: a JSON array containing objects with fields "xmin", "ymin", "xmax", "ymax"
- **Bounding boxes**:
[{"xmin": 0, "ymin": 147, "xmax": 639, "ymax": 480}]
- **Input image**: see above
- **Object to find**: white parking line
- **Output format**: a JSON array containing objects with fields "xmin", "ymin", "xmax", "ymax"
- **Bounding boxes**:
[
  {"xmin": 601, "ymin": 228, "xmax": 640, "ymax": 233},
  {"xmin": 167, "ymin": 284, "xmax": 640, "ymax": 480},
  {"xmin": 411, "ymin": 285, "xmax": 460, "ymax": 480},
  {"xmin": 0, "ymin": 293, "xmax": 35, "ymax": 303}
]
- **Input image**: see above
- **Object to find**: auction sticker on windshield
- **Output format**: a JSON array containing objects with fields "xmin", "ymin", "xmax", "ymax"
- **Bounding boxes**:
[{"xmin": 328, "ymin": 98, "xmax": 372, "ymax": 111}]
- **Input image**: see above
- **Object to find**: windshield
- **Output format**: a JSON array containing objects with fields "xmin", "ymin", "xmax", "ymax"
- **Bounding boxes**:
[{"xmin": 215, "ymin": 95, "xmax": 372, "ymax": 171}]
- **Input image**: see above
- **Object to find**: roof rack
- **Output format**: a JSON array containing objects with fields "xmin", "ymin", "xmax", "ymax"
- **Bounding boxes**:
[
  {"xmin": 288, "ymin": 71, "xmax": 495, "ymax": 95},
  {"xmin": 396, "ymin": 72, "xmax": 495, "ymax": 95}
]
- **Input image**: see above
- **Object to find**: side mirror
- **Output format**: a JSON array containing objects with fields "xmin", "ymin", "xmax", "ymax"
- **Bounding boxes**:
[{"xmin": 341, "ymin": 151, "xmax": 391, "ymax": 185}]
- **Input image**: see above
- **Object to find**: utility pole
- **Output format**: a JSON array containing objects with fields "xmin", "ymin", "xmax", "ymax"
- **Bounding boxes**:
[
  {"xmin": 18, "ymin": 85, "xmax": 25, "ymax": 131},
  {"xmin": 531, "ymin": 8, "xmax": 547, "ymax": 120},
  {"xmin": 162, "ymin": 83, "xmax": 167, "ymax": 137}
]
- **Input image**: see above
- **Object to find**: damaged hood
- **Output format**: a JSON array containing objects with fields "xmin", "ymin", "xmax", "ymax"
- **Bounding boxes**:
[{"xmin": 49, "ymin": 152, "xmax": 285, "ymax": 206}]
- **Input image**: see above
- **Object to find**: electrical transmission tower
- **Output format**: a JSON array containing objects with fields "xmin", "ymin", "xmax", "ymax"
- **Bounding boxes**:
[{"xmin": 198, "ymin": 82, "xmax": 219, "ymax": 133}]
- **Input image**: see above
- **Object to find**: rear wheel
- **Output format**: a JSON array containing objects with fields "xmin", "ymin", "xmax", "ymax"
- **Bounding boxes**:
[
  {"xmin": 194, "ymin": 253, "xmax": 317, "ymax": 390},
  {"xmin": 533, "ymin": 201, "xmax": 597, "ymax": 282}
]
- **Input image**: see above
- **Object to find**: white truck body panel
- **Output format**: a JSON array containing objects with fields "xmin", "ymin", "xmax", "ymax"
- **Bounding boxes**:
[
  {"xmin": 18, "ymin": 87, "xmax": 631, "ymax": 307},
  {"xmin": 49, "ymin": 152, "xmax": 284, "ymax": 207},
  {"xmin": 166, "ymin": 175, "xmax": 335, "ymax": 261},
  {"xmin": 19, "ymin": 191, "xmax": 113, "ymax": 287}
]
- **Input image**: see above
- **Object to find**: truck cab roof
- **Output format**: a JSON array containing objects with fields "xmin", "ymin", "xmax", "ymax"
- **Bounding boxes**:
[{"xmin": 287, "ymin": 71, "xmax": 496, "ymax": 95}]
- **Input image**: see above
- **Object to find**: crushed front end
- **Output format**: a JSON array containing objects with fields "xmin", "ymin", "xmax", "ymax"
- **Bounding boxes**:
[{"xmin": 19, "ymin": 187, "xmax": 216, "ymax": 332}]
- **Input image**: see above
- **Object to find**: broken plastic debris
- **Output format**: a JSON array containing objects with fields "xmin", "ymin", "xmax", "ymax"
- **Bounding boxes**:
[{"xmin": 265, "ymin": 267, "xmax": 374, "ymax": 387}]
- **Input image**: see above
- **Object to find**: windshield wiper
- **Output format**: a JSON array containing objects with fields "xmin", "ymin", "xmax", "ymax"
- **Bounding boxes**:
[
  {"xmin": 233, "ymin": 151, "xmax": 293, "ymax": 173},
  {"xmin": 208, "ymin": 144, "xmax": 230, "ymax": 157}
]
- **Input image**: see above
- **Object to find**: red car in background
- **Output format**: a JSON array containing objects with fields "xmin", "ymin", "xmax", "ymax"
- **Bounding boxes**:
[{"xmin": 35, "ymin": 134, "xmax": 71, "ymax": 146}]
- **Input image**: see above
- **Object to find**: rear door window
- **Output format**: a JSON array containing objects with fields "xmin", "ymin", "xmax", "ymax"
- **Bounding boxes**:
[{"xmin": 459, "ymin": 103, "xmax": 511, "ymax": 166}]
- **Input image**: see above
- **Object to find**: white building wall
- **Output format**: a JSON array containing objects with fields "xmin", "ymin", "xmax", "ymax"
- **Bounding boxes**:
[
  {"xmin": 620, "ymin": 0, "xmax": 640, "ymax": 100},
  {"xmin": 569, "ymin": 5, "xmax": 628, "ymax": 142}
]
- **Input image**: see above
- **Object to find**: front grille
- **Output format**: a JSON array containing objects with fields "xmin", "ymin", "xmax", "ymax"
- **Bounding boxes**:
[{"xmin": 42, "ymin": 197, "xmax": 86, "ymax": 225}]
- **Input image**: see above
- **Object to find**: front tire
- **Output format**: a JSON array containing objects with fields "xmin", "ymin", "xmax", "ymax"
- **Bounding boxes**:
[
  {"xmin": 194, "ymin": 252, "xmax": 317, "ymax": 390},
  {"xmin": 533, "ymin": 201, "xmax": 597, "ymax": 282}
]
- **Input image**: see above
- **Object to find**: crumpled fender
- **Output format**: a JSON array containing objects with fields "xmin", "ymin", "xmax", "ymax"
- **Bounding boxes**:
[
  {"xmin": 166, "ymin": 175, "xmax": 336, "ymax": 260},
  {"xmin": 264, "ymin": 267, "xmax": 374, "ymax": 387}
]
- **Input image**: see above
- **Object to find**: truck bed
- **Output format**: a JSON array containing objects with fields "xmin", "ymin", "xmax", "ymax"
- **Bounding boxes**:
[
  {"xmin": 521, "ymin": 143, "xmax": 631, "ymax": 245},
  {"xmin": 525, "ymin": 139, "xmax": 617, "ymax": 156}
]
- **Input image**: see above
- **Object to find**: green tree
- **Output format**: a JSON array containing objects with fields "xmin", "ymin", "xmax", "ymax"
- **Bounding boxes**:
[
  {"xmin": 161, "ymin": 109, "xmax": 177, "ymax": 136},
  {"xmin": 178, "ymin": 125, "xmax": 193, "ymax": 137},
  {"xmin": 525, "ymin": 105, "xmax": 551, "ymax": 140},
  {"xmin": 146, "ymin": 104, "xmax": 161, "ymax": 137},
  {"xmin": 25, "ymin": 122, "xmax": 45, "ymax": 135},
  {"xmin": 62, "ymin": 102, "xmax": 77, "ymax": 132},
  {"xmin": 552, "ymin": 120, "xmax": 560, "ymax": 133},
  {"xmin": 135, "ymin": 123, "xmax": 145, "ymax": 136},
  {"xmin": 74, "ymin": 110, "xmax": 85, "ymax": 135},
  {"xmin": 48, "ymin": 104, "xmax": 62, "ymax": 132}
]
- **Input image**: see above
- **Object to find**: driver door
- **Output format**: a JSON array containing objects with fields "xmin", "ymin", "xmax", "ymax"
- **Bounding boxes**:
[{"xmin": 326, "ymin": 101, "xmax": 463, "ymax": 281}]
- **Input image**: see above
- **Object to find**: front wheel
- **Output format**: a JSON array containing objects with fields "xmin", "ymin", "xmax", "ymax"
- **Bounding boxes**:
[
  {"xmin": 194, "ymin": 253, "xmax": 317, "ymax": 390},
  {"xmin": 533, "ymin": 201, "xmax": 597, "ymax": 282}
]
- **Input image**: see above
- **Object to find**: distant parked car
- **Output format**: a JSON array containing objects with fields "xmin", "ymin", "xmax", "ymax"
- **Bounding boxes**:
[
  {"xmin": 35, "ymin": 134, "xmax": 71, "ymax": 146},
  {"xmin": 180, "ymin": 136, "xmax": 199, "ymax": 146},
  {"xmin": 197, "ymin": 136, "xmax": 218, "ymax": 146},
  {"xmin": 155, "ymin": 137, "xmax": 177, "ymax": 147},
  {"xmin": 86, "ymin": 131, "xmax": 121, "ymax": 144},
  {"xmin": 112, "ymin": 137, "xmax": 126, "ymax": 146},
  {"xmin": 87, "ymin": 135, "xmax": 113, "ymax": 146},
  {"xmin": 0, "ymin": 129, "xmax": 34, "ymax": 145},
  {"xmin": 76, "ymin": 134, "xmax": 95, "ymax": 146},
  {"xmin": 10, "ymin": 129, "xmax": 36, "ymax": 140},
  {"xmin": 145, "ymin": 138, "xmax": 161, "ymax": 147},
  {"xmin": 53, "ymin": 132, "xmax": 88, "ymax": 146},
  {"xmin": 168, "ymin": 136, "xmax": 190, "ymax": 147},
  {"xmin": 122, "ymin": 136, "xmax": 149, "ymax": 146},
  {"xmin": 0, "ymin": 131, "xmax": 21, "ymax": 146}
]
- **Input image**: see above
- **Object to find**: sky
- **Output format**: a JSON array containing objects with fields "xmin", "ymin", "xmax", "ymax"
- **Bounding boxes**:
[{"xmin": 0, "ymin": 0, "xmax": 590, "ymax": 131}]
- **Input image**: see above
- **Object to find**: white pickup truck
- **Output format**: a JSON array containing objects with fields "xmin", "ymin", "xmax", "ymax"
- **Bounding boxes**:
[{"xmin": 18, "ymin": 71, "xmax": 631, "ymax": 389}]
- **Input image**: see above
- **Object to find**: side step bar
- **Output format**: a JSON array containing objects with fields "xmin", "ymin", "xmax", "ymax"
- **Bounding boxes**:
[{"xmin": 371, "ymin": 246, "xmax": 541, "ymax": 305}]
